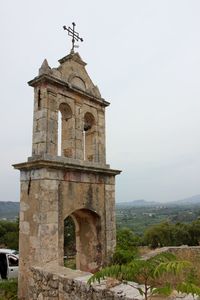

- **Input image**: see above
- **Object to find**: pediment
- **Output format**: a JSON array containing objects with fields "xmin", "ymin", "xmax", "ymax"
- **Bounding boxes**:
[{"xmin": 54, "ymin": 52, "xmax": 101, "ymax": 98}]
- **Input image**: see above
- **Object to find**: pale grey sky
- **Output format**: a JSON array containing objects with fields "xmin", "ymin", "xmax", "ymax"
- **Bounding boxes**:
[{"xmin": 1, "ymin": 0, "xmax": 200, "ymax": 203}]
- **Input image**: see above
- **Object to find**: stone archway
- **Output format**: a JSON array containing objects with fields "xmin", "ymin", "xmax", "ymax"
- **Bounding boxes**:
[{"xmin": 64, "ymin": 208, "xmax": 102, "ymax": 273}]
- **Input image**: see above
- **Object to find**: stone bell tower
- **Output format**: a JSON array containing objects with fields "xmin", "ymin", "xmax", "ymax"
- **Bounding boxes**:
[{"xmin": 13, "ymin": 34, "xmax": 120, "ymax": 299}]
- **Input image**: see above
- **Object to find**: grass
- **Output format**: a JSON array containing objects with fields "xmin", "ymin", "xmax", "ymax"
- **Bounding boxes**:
[
  {"xmin": 64, "ymin": 257, "xmax": 76, "ymax": 269},
  {"xmin": 0, "ymin": 279, "xmax": 18, "ymax": 300},
  {"xmin": 174, "ymin": 249, "xmax": 200, "ymax": 282}
]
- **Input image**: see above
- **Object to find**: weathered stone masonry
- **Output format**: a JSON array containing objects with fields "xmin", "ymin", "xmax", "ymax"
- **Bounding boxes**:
[
  {"xmin": 29, "ymin": 247, "xmax": 200, "ymax": 300},
  {"xmin": 30, "ymin": 262, "xmax": 142, "ymax": 300},
  {"xmin": 13, "ymin": 52, "xmax": 121, "ymax": 299}
]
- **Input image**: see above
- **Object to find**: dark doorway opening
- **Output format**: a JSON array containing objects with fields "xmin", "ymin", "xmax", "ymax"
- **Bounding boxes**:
[{"xmin": 64, "ymin": 216, "xmax": 76, "ymax": 269}]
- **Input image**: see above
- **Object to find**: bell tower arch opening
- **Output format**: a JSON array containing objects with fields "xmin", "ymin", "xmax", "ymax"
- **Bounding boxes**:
[
  {"xmin": 58, "ymin": 103, "xmax": 73, "ymax": 157},
  {"xmin": 83, "ymin": 112, "xmax": 96, "ymax": 162},
  {"xmin": 58, "ymin": 110, "xmax": 62, "ymax": 156}
]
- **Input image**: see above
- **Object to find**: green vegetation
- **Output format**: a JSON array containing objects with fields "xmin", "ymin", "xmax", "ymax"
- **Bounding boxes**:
[
  {"xmin": 88, "ymin": 252, "xmax": 200, "ymax": 300},
  {"xmin": 116, "ymin": 204, "xmax": 200, "ymax": 247},
  {"xmin": 64, "ymin": 257, "xmax": 76, "ymax": 269},
  {"xmin": 116, "ymin": 204, "xmax": 200, "ymax": 235},
  {"xmin": 88, "ymin": 204, "xmax": 200, "ymax": 298},
  {"xmin": 1, "ymin": 205, "xmax": 200, "ymax": 254},
  {"xmin": 1, "ymin": 204, "xmax": 200, "ymax": 299},
  {"xmin": 0, "ymin": 279, "xmax": 18, "ymax": 300},
  {"xmin": 144, "ymin": 220, "xmax": 200, "ymax": 248},
  {"xmin": 0, "ymin": 220, "xmax": 19, "ymax": 250},
  {"xmin": 1, "ymin": 203, "xmax": 200, "ymax": 252},
  {"xmin": 112, "ymin": 228, "xmax": 139, "ymax": 264}
]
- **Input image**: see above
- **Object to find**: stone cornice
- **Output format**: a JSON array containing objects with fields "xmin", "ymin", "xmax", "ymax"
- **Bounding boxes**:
[
  {"xmin": 13, "ymin": 159, "xmax": 121, "ymax": 176},
  {"xmin": 28, "ymin": 74, "xmax": 110, "ymax": 107}
]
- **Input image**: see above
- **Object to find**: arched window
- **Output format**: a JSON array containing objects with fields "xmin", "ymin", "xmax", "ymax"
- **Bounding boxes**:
[
  {"xmin": 57, "ymin": 103, "xmax": 73, "ymax": 157},
  {"xmin": 83, "ymin": 112, "xmax": 95, "ymax": 162}
]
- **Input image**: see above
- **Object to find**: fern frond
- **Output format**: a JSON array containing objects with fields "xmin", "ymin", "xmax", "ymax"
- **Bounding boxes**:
[
  {"xmin": 149, "ymin": 252, "xmax": 177, "ymax": 265},
  {"xmin": 151, "ymin": 283, "xmax": 173, "ymax": 296},
  {"xmin": 154, "ymin": 260, "xmax": 191, "ymax": 278},
  {"xmin": 87, "ymin": 265, "xmax": 122, "ymax": 284},
  {"xmin": 177, "ymin": 282, "xmax": 200, "ymax": 297}
]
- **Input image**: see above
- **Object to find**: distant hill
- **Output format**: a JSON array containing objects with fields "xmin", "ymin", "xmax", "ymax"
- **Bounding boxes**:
[
  {"xmin": 0, "ymin": 201, "xmax": 19, "ymax": 220},
  {"xmin": 169, "ymin": 194, "xmax": 200, "ymax": 206},
  {"xmin": 1, "ymin": 194, "xmax": 200, "ymax": 219},
  {"xmin": 117, "ymin": 194, "xmax": 200, "ymax": 207},
  {"xmin": 116, "ymin": 199, "xmax": 160, "ymax": 207}
]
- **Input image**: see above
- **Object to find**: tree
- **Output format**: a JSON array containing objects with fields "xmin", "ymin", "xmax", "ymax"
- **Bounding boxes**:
[
  {"xmin": 188, "ymin": 219, "xmax": 200, "ymax": 245},
  {"xmin": 88, "ymin": 252, "xmax": 200, "ymax": 300},
  {"xmin": 0, "ymin": 220, "xmax": 19, "ymax": 250},
  {"xmin": 172, "ymin": 223, "xmax": 190, "ymax": 246},
  {"xmin": 112, "ymin": 228, "xmax": 139, "ymax": 265},
  {"xmin": 143, "ymin": 222, "xmax": 173, "ymax": 248}
]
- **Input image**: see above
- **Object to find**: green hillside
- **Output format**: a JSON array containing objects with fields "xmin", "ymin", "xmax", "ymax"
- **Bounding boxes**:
[{"xmin": 0, "ymin": 202, "xmax": 19, "ymax": 220}]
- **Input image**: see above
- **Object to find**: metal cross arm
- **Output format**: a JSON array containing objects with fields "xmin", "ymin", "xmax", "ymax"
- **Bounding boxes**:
[{"xmin": 63, "ymin": 22, "xmax": 83, "ymax": 53}]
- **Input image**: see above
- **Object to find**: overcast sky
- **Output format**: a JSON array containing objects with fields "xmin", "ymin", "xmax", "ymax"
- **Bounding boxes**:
[{"xmin": 1, "ymin": 0, "xmax": 200, "ymax": 203}]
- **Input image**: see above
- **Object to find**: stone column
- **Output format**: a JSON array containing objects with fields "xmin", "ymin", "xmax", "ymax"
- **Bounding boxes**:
[
  {"xmin": 18, "ymin": 168, "xmax": 60, "ymax": 299},
  {"xmin": 105, "ymin": 177, "xmax": 116, "ymax": 262}
]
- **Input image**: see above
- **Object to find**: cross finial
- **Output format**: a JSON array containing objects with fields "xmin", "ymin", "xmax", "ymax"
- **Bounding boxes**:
[{"xmin": 63, "ymin": 22, "xmax": 83, "ymax": 54}]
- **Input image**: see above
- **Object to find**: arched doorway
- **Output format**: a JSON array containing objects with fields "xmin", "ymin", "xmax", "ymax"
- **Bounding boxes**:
[{"xmin": 64, "ymin": 209, "xmax": 102, "ymax": 273}]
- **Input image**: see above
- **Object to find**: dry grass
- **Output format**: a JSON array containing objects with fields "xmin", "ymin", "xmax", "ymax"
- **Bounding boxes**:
[
  {"xmin": 138, "ymin": 247, "xmax": 200, "ymax": 288},
  {"xmin": 138, "ymin": 246, "xmax": 152, "ymax": 256},
  {"xmin": 174, "ymin": 249, "xmax": 200, "ymax": 281}
]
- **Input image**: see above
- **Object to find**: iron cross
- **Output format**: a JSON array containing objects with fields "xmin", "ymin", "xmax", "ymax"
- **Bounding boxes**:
[{"xmin": 63, "ymin": 22, "xmax": 83, "ymax": 53}]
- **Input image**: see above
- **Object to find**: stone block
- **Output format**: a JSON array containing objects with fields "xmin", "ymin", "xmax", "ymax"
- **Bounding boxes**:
[
  {"xmin": 105, "ymin": 184, "xmax": 115, "ymax": 192},
  {"xmin": 21, "ymin": 221, "xmax": 30, "ymax": 235},
  {"xmin": 20, "ymin": 171, "xmax": 30, "ymax": 181},
  {"xmin": 49, "ymin": 111, "xmax": 58, "ymax": 121},
  {"xmin": 48, "ymin": 97, "xmax": 57, "ymax": 112},
  {"xmin": 40, "ymin": 195, "xmax": 58, "ymax": 213},
  {"xmin": 34, "ymin": 109, "xmax": 48, "ymax": 120},
  {"xmin": 63, "ymin": 148, "xmax": 73, "ymax": 158},
  {"xmin": 30, "ymin": 236, "xmax": 40, "ymax": 249},
  {"xmin": 47, "ymin": 142, "xmax": 57, "ymax": 156},
  {"xmin": 20, "ymin": 201, "xmax": 30, "ymax": 211},
  {"xmin": 33, "ymin": 142, "xmax": 46, "ymax": 155},
  {"xmin": 40, "ymin": 179, "xmax": 58, "ymax": 191},
  {"xmin": 75, "ymin": 129, "xmax": 83, "ymax": 140},
  {"xmin": 20, "ymin": 211, "xmax": 24, "ymax": 221},
  {"xmin": 36, "ymin": 118, "xmax": 47, "ymax": 132},
  {"xmin": 75, "ymin": 149, "xmax": 83, "ymax": 160},
  {"xmin": 33, "ymin": 131, "xmax": 46, "ymax": 143},
  {"xmin": 75, "ymin": 139, "xmax": 83, "ymax": 150},
  {"xmin": 46, "ymin": 211, "xmax": 58, "ymax": 223}
]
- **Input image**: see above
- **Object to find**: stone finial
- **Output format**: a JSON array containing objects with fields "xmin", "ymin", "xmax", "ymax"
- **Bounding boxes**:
[{"xmin": 39, "ymin": 59, "xmax": 51, "ymax": 76}]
